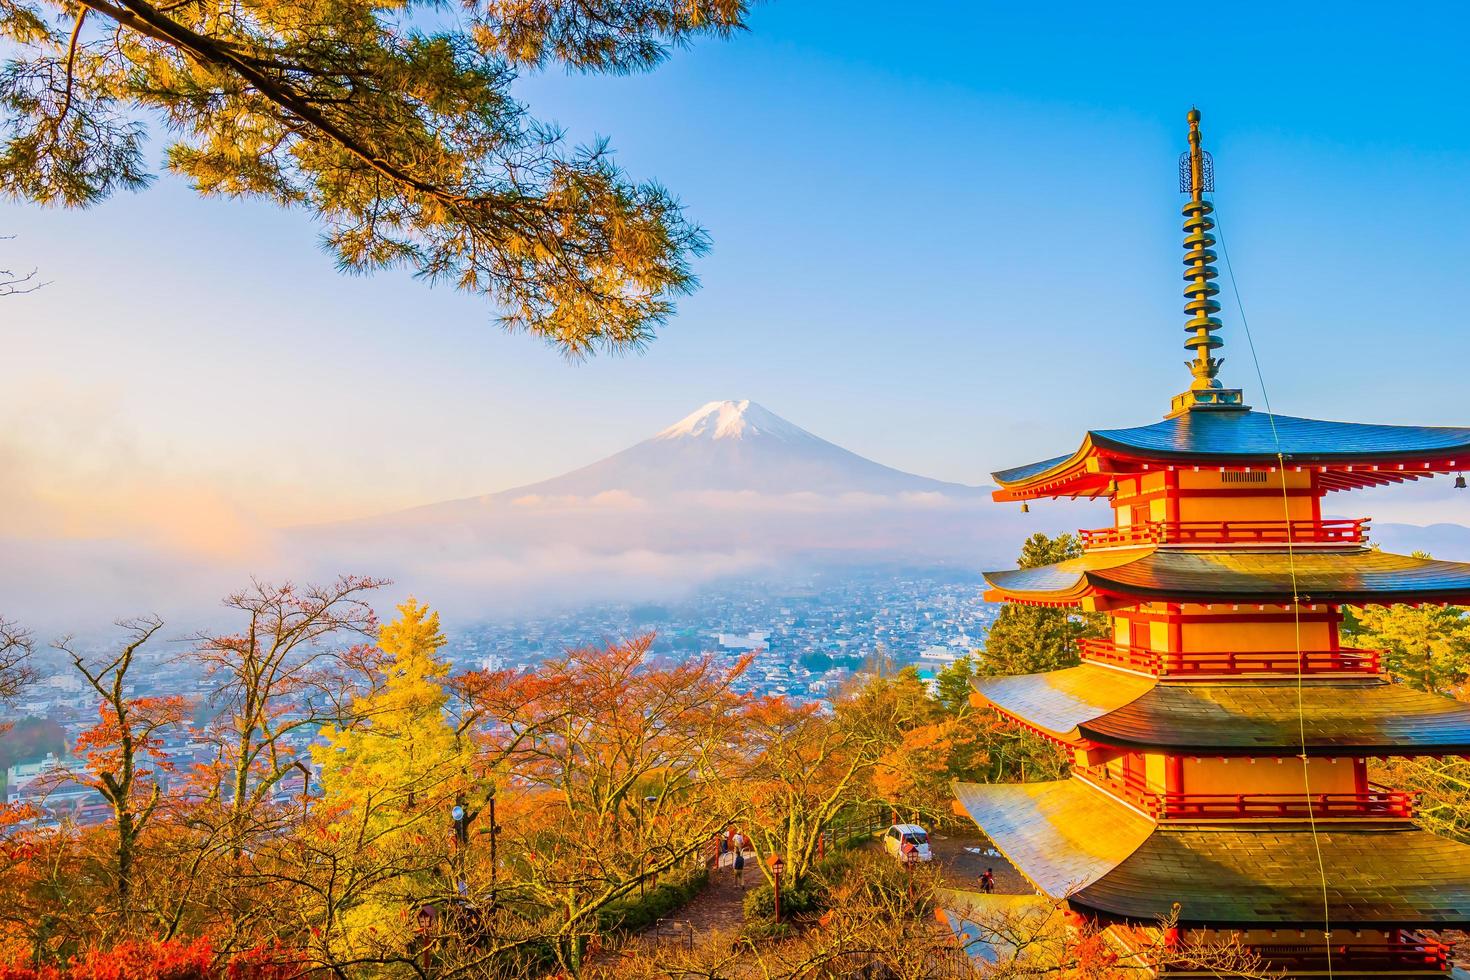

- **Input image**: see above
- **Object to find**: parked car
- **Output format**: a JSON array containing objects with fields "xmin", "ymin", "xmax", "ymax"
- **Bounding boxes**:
[{"xmin": 882, "ymin": 823, "xmax": 933, "ymax": 863}]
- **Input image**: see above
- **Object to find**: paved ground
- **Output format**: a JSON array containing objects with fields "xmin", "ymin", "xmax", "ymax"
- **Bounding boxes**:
[
  {"xmin": 638, "ymin": 850, "xmax": 755, "ymax": 948},
  {"xmin": 925, "ymin": 824, "xmax": 1031, "ymax": 895},
  {"xmin": 683, "ymin": 856, "xmax": 753, "ymax": 933}
]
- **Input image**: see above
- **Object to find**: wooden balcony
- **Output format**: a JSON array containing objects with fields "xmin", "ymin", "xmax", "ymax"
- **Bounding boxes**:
[
  {"xmin": 1077, "ymin": 767, "xmax": 1414, "ymax": 821},
  {"xmin": 1076, "ymin": 637, "xmax": 1161, "ymax": 673},
  {"xmin": 1078, "ymin": 518, "xmax": 1368, "ymax": 550},
  {"xmin": 1075, "ymin": 765, "xmax": 1158, "ymax": 817},
  {"xmin": 1157, "ymin": 786, "xmax": 1415, "ymax": 821},
  {"xmin": 1076, "ymin": 637, "xmax": 1382, "ymax": 677}
]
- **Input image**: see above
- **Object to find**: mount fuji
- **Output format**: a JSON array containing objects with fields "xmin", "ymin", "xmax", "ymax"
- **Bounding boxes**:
[
  {"xmin": 291, "ymin": 400, "xmax": 1079, "ymax": 616},
  {"xmin": 397, "ymin": 399, "xmax": 984, "ymax": 508}
]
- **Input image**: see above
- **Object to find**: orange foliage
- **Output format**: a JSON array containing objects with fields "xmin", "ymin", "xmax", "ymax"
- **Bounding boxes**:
[
  {"xmin": 0, "ymin": 938, "xmax": 304, "ymax": 980},
  {"xmin": 73, "ymin": 697, "xmax": 189, "ymax": 785},
  {"xmin": 872, "ymin": 719, "xmax": 958, "ymax": 804}
]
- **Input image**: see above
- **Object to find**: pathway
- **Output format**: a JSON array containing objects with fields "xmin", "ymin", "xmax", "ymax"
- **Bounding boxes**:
[{"xmin": 638, "ymin": 849, "xmax": 756, "ymax": 950}]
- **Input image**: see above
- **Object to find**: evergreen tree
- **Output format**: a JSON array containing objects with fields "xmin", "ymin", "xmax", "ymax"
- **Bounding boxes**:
[
  {"xmin": 980, "ymin": 532, "xmax": 1104, "ymax": 677},
  {"xmin": 932, "ymin": 655, "xmax": 975, "ymax": 716},
  {"xmin": 1354, "ymin": 602, "xmax": 1470, "ymax": 697},
  {"xmin": 0, "ymin": 1, "xmax": 748, "ymax": 351},
  {"xmin": 1347, "ymin": 552, "xmax": 1470, "ymax": 697}
]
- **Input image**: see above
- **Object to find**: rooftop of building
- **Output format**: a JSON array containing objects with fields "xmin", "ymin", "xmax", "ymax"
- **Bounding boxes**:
[
  {"xmin": 993, "ymin": 411, "xmax": 1470, "ymax": 499},
  {"xmin": 970, "ymin": 667, "xmax": 1470, "ymax": 755},
  {"xmin": 954, "ymin": 778, "xmax": 1470, "ymax": 929},
  {"xmin": 982, "ymin": 546, "xmax": 1470, "ymax": 607}
]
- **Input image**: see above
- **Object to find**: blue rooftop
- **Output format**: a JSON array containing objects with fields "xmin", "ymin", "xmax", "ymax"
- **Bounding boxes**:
[{"xmin": 993, "ymin": 410, "xmax": 1470, "ymax": 486}]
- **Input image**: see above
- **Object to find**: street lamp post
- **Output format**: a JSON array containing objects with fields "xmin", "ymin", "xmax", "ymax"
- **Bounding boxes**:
[
  {"xmin": 771, "ymin": 855, "xmax": 784, "ymax": 923},
  {"xmin": 451, "ymin": 795, "xmax": 469, "ymax": 898},
  {"xmin": 637, "ymin": 794, "xmax": 657, "ymax": 898}
]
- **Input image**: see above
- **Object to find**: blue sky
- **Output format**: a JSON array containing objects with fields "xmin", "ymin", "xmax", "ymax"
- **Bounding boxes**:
[{"xmin": 5, "ymin": 0, "xmax": 1470, "ymax": 527}]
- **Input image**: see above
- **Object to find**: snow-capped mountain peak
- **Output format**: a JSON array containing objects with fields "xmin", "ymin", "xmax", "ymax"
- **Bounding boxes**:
[{"xmin": 654, "ymin": 399, "xmax": 817, "ymax": 444}]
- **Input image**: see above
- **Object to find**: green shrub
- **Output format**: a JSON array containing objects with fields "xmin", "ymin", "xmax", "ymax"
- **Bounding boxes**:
[
  {"xmin": 738, "ymin": 919, "xmax": 793, "ymax": 943},
  {"xmin": 813, "ymin": 847, "xmax": 857, "ymax": 883},
  {"xmin": 596, "ymin": 868, "xmax": 708, "ymax": 934},
  {"xmin": 741, "ymin": 880, "xmax": 823, "ymax": 922}
]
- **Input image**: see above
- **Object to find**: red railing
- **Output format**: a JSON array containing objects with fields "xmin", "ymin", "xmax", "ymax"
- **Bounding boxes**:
[
  {"xmin": 1076, "ymin": 638, "xmax": 1382, "ymax": 676},
  {"xmin": 1079, "ymin": 767, "xmax": 1415, "ymax": 821},
  {"xmin": 1157, "ymin": 787, "xmax": 1415, "ymax": 820},
  {"xmin": 1254, "ymin": 938, "xmax": 1450, "ymax": 973},
  {"xmin": 1160, "ymin": 647, "xmax": 1381, "ymax": 676},
  {"xmin": 1076, "ymin": 767, "xmax": 1158, "ymax": 817},
  {"xmin": 1079, "ymin": 518, "xmax": 1368, "ymax": 550},
  {"xmin": 1076, "ymin": 637, "xmax": 1159, "ymax": 673}
]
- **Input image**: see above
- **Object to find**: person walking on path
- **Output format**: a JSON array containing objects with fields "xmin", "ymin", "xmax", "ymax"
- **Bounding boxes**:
[
  {"xmin": 980, "ymin": 868, "xmax": 995, "ymax": 894},
  {"xmin": 733, "ymin": 847, "xmax": 746, "ymax": 887}
]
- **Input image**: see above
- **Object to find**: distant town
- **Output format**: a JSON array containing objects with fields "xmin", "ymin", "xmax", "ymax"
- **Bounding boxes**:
[
  {"xmin": 3, "ymin": 569, "xmax": 1000, "ymax": 822},
  {"xmin": 447, "ymin": 569, "xmax": 999, "ymax": 700}
]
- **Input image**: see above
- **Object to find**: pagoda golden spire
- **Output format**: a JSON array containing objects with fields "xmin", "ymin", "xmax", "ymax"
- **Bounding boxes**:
[
  {"xmin": 1168, "ymin": 107, "xmax": 1246, "ymax": 416},
  {"xmin": 1182, "ymin": 108, "xmax": 1223, "ymax": 390}
]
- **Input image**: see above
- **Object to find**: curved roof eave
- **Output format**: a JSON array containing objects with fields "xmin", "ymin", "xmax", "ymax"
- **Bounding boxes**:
[
  {"xmin": 1071, "ymin": 823, "xmax": 1470, "ymax": 929},
  {"xmin": 952, "ymin": 779, "xmax": 1154, "ymax": 900},
  {"xmin": 971, "ymin": 666, "xmax": 1156, "ymax": 742},
  {"xmin": 985, "ymin": 548, "xmax": 1470, "ymax": 607},
  {"xmin": 1076, "ymin": 677, "xmax": 1470, "ymax": 755},
  {"xmin": 990, "ymin": 411, "xmax": 1470, "ymax": 497}
]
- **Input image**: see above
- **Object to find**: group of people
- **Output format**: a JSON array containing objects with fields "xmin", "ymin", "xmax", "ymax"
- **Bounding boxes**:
[{"xmin": 717, "ymin": 831, "xmax": 751, "ymax": 886}]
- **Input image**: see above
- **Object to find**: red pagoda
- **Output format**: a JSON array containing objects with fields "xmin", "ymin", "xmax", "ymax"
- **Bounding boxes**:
[{"xmin": 953, "ymin": 109, "xmax": 1470, "ymax": 977}]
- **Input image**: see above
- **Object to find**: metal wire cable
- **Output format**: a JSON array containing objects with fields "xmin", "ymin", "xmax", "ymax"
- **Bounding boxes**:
[{"xmin": 1214, "ymin": 209, "xmax": 1335, "ymax": 979}]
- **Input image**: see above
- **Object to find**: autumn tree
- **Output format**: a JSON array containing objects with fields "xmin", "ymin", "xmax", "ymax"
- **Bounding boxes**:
[
  {"xmin": 61, "ymin": 618, "xmax": 189, "ymax": 918},
  {"xmin": 0, "ymin": 936, "xmax": 306, "ymax": 979},
  {"xmin": 982, "ymin": 533, "xmax": 1104, "ymax": 677},
  {"xmin": 316, "ymin": 597, "xmax": 466, "ymax": 821},
  {"xmin": 0, "ymin": 616, "xmax": 36, "ymax": 735},
  {"xmin": 189, "ymin": 576, "xmax": 385, "ymax": 856},
  {"xmin": 854, "ymin": 663, "xmax": 1067, "ymax": 824},
  {"xmin": 299, "ymin": 598, "xmax": 474, "ymax": 959},
  {"xmin": 739, "ymin": 696, "xmax": 887, "ymax": 891},
  {"xmin": 478, "ymin": 636, "xmax": 749, "ymax": 971},
  {"xmin": 0, "ymin": 0, "xmax": 748, "ymax": 351},
  {"xmin": 836, "ymin": 666, "xmax": 938, "ymax": 745}
]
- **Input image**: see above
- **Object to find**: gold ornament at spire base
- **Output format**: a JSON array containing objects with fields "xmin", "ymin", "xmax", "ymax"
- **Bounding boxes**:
[{"xmin": 1167, "ymin": 107, "xmax": 1248, "ymax": 417}]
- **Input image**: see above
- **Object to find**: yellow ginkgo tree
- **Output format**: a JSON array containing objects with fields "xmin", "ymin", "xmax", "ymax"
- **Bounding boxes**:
[
  {"xmin": 309, "ymin": 598, "xmax": 474, "ymax": 961},
  {"xmin": 316, "ymin": 597, "xmax": 468, "ymax": 825}
]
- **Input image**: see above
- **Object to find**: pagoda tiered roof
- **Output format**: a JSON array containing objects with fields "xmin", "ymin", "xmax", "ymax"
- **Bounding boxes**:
[
  {"xmin": 972, "ymin": 669, "xmax": 1470, "ymax": 754},
  {"xmin": 968, "ymin": 664, "xmax": 1153, "ymax": 741},
  {"xmin": 952, "ymin": 780, "xmax": 1153, "ymax": 894},
  {"xmin": 1073, "ymin": 822, "xmax": 1470, "ymax": 929},
  {"xmin": 983, "ymin": 547, "xmax": 1470, "ymax": 608},
  {"xmin": 992, "ymin": 410, "xmax": 1470, "ymax": 501},
  {"xmin": 1082, "ymin": 677, "xmax": 1470, "ymax": 755},
  {"xmin": 954, "ymin": 779, "xmax": 1470, "ymax": 928}
]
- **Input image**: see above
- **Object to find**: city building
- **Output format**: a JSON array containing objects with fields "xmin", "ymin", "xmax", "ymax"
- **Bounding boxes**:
[
  {"xmin": 952, "ymin": 109, "xmax": 1470, "ymax": 976},
  {"xmin": 715, "ymin": 630, "xmax": 772, "ymax": 651}
]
